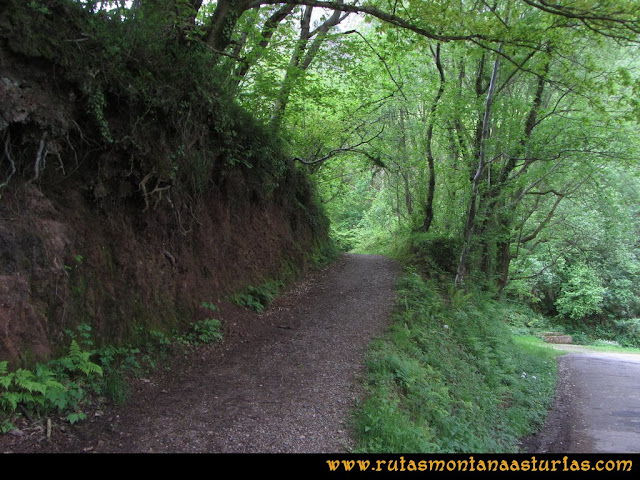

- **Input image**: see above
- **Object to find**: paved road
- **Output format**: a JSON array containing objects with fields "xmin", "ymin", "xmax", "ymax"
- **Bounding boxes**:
[{"xmin": 526, "ymin": 346, "xmax": 640, "ymax": 453}]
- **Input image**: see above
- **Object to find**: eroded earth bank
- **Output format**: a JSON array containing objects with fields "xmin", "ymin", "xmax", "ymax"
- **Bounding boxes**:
[{"xmin": 1, "ymin": 254, "xmax": 398, "ymax": 453}]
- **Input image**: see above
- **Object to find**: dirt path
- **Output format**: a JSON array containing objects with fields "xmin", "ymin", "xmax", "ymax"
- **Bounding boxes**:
[
  {"xmin": 522, "ymin": 345, "xmax": 640, "ymax": 453},
  {"xmin": 1, "ymin": 253, "xmax": 399, "ymax": 453}
]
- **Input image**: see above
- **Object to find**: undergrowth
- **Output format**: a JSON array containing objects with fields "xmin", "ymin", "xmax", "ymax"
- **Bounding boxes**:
[
  {"xmin": 0, "ymin": 308, "xmax": 224, "ymax": 433},
  {"xmin": 0, "ymin": 341, "xmax": 102, "ymax": 432},
  {"xmin": 352, "ymin": 269, "xmax": 560, "ymax": 453},
  {"xmin": 228, "ymin": 280, "xmax": 283, "ymax": 313},
  {"xmin": 228, "ymin": 238, "xmax": 339, "ymax": 312}
]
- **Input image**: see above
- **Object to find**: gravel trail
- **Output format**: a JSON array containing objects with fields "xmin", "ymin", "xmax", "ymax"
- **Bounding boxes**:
[{"xmin": 1, "ymin": 253, "xmax": 399, "ymax": 453}]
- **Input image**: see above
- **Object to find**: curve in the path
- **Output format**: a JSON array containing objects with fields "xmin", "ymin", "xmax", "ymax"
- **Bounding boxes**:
[
  {"xmin": 526, "ymin": 348, "xmax": 640, "ymax": 453},
  {"xmin": 87, "ymin": 253, "xmax": 398, "ymax": 453}
]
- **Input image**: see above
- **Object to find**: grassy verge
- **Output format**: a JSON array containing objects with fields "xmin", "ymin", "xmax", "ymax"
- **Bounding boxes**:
[{"xmin": 352, "ymin": 269, "xmax": 562, "ymax": 453}]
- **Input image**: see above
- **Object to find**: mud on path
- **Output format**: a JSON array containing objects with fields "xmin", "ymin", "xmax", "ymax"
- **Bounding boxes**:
[{"xmin": 1, "ymin": 254, "xmax": 399, "ymax": 453}]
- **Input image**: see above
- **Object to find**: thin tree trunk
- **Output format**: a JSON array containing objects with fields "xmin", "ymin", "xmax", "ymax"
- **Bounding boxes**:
[
  {"xmin": 268, "ymin": 3, "xmax": 345, "ymax": 131},
  {"xmin": 455, "ymin": 49, "xmax": 501, "ymax": 288},
  {"xmin": 403, "ymin": 172, "xmax": 413, "ymax": 217},
  {"xmin": 269, "ymin": 6, "xmax": 313, "ymax": 130},
  {"xmin": 421, "ymin": 43, "xmax": 445, "ymax": 232},
  {"xmin": 233, "ymin": 5, "xmax": 296, "ymax": 83},
  {"xmin": 493, "ymin": 47, "xmax": 551, "ymax": 290},
  {"xmin": 398, "ymin": 108, "xmax": 413, "ymax": 217}
]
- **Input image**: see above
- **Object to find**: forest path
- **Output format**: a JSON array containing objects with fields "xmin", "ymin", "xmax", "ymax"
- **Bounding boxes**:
[
  {"xmin": 522, "ymin": 346, "xmax": 640, "ymax": 453},
  {"xmin": 2, "ymin": 253, "xmax": 399, "ymax": 453}
]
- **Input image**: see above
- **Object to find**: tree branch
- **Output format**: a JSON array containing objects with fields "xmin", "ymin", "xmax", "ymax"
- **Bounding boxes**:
[
  {"xmin": 235, "ymin": 4, "xmax": 296, "ymax": 79},
  {"xmin": 521, "ymin": 0, "xmax": 640, "ymax": 42},
  {"xmin": 518, "ymin": 192, "xmax": 564, "ymax": 244},
  {"xmin": 294, "ymin": 124, "xmax": 386, "ymax": 165},
  {"xmin": 343, "ymin": 29, "xmax": 407, "ymax": 101},
  {"xmin": 250, "ymin": 1, "xmax": 492, "ymax": 43}
]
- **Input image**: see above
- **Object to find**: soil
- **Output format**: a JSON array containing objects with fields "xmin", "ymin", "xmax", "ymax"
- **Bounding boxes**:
[
  {"xmin": 0, "ymin": 253, "xmax": 399, "ymax": 453},
  {"xmin": 1, "ymin": 6, "xmax": 327, "ymax": 369},
  {"xmin": 3, "ymin": 254, "xmax": 639, "ymax": 455}
]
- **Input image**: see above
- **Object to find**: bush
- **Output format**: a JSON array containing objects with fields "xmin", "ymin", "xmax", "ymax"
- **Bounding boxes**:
[
  {"xmin": 555, "ymin": 263, "xmax": 606, "ymax": 321},
  {"xmin": 406, "ymin": 232, "xmax": 462, "ymax": 275},
  {"xmin": 613, "ymin": 318, "xmax": 640, "ymax": 347}
]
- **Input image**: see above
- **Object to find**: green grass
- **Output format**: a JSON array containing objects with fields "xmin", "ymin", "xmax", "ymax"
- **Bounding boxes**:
[
  {"xmin": 574, "ymin": 343, "xmax": 640, "ymax": 354},
  {"xmin": 352, "ymin": 270, "xmax": 561, "ymax": 453},
  {"xmin": 533, "ymin": 338, "xmax": 640, "ymax": 355},
  {"xmin": 350, "ymin": 229, "xmax": 640, "ymax": 453}
]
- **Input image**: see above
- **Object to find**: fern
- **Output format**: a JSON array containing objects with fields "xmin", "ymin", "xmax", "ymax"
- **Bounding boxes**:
[
  {"xmin": 0, "ymin": 339, "xmax": 103, "ymax": 427},
  {"xmin": 56, "ymin": 340, "xmax": 103, "ymax": 377},
  {"xmin": 1, "ymin": 392, "xmax": 20, "ymax": 411},
  {"xmin": 66, "ymin": 411, "xmax": 87, "ymax": 424},
  {"xmin": 14, "ymin": 369, "xmax": 47, "ymax": 394},
  {"xmin": 0, "ymin": 361, "xmax": 12, "ymax": 389}
]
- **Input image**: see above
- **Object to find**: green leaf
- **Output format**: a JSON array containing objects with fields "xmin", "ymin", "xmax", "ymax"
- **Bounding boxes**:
[{"xmin": 66, "ymin": 411, "xmax": 87, "ymax": 424}]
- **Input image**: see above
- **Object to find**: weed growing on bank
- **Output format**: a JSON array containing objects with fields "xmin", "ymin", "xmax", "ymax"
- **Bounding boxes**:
[
  {"xmin": 228, "ymin": 280, "xmax": 283, "ymax": 313},
  {"xmin": 228, "ymin": 239, "xmax": 340, "ymax": 313},
  {"xmin": 0, "ymin": 311, "xmax": 224, "ymax": 433},
  {"xmin": 353, "ymin": 269, "xmax": 560, "ymax": 453}
]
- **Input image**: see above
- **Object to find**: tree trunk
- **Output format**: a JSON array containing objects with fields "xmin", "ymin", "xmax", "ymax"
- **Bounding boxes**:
[
  {"xmin": 491, "ymin": 48, "xmax": 552, "ymax": 290},
  {"xmin": 397, "ymin": 108, "xmax": 413, "ymax": 218},
  {"xmin": 455, "ymin": 50, "xmax": 501, "ymax": 288},
  {"xmin": 269, "ymin": 6, "xmax": 313, "ymax": 130},
  {"xmin": 496, "ymin": 240, "xmax": 511, "ymax": 293},
  {"xmin": 233, "ymin": 5, "xmax": 296, "ymax": 82},
  {"xmin": 421, "ymin": 43, "xmax": 445, "ymax": 233},
  {"xmin": 205, "ymin": 0, "xmax": 252, "ymax": 53},
  {"xmin": 268, "ymin": 3, "xmax": 345, "ymax": 131}
]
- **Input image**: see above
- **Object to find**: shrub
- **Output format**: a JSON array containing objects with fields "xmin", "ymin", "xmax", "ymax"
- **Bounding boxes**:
[
  {"xmin": 406, "ymin": 232, "xmax": 462, "ymax": 275},
  {"xmin": 555, "ymin": 263, "xmax": 606, "ymax": 321},
  {"xmin": 0, "ymin": 341, "xmax": 103, "ymax": 432}
]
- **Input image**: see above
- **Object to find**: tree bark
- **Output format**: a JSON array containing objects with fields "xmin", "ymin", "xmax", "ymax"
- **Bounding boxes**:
[
  {"xmin": 205, "ymin": 0, "xmax": 253, "ymax": 52},
  {"xmin": 455, "ymin": 49, "xmax": 501, "ymax": 288},
  {"xmin": 421, "ymin": 43, "xmax": 445, "ymax": 233}
]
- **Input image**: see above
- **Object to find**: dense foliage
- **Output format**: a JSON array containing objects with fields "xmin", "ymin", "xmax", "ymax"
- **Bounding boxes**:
[
  {"xmin": 353, "ymin": 268, "xmax": 560, "ymax": 452},
  {"xmin": 21, "ymin": 3, "xmax": 634, "ymax": 332},
  {"xmin": 2, "ymin": 0, "xmax": 639, "ymax": 444},
  {"xmin": 221, "ymin": 0, "xmax": 640, "ymax": 343}
]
